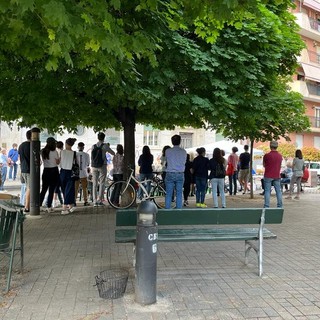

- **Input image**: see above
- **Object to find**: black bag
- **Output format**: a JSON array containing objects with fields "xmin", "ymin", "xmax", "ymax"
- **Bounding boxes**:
[
  {"xmin": 215, "ymin": 162, "xmax": 226, "ymax": 178},
  {"xmin": 91, "ymin": 143, "xmax": 104, "ymax": 168},
  {"xmin": 71, "ymin": 151, "xmax": 80, "ymax": 181}
]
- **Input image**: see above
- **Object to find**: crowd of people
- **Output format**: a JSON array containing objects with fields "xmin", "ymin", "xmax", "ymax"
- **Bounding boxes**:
[{"xmin": 0, "ymin": 131, "xmax": 309, "ymax": 213}]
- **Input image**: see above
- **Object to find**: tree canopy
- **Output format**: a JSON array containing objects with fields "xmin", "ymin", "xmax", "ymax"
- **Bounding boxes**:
[{"xmin": 0, "ymin": 0, "xmax": 310, "ymax": 168}]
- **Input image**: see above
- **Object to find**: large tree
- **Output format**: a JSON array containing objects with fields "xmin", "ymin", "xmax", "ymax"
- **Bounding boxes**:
[{"xmin": 0, "ymin": 0, "xmax": 309, "ymax": 170}]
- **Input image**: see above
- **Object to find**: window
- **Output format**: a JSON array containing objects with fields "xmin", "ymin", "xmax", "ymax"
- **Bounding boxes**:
[
  {"xmin": 143, "ymin": 126, "xmax": 159, "ymax": 146},
  {"xmin": 295, "ymin": 134, "xmax": 303, "ymax": 148},
  {"xmin": 315, "ymin": 107, "xmax": 320, "ymax": 128},
  {"xmin": 314, "ymin": 136, "xmax": 320, "ymax": 149},
  {"xmin": 179, "ymin": 132, "xmax": 193, "ymax": 149}
]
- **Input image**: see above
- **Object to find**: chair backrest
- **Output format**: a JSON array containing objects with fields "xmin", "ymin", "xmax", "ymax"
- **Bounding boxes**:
[{"xmin": 0, "ymin": 206, "xmax": 18, "ymax": 250}]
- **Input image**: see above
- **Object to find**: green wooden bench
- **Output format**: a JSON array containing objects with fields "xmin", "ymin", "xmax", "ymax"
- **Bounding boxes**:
[{"xmin": 116, "ymin": 207, "xmax": 284, "ymax": 276}]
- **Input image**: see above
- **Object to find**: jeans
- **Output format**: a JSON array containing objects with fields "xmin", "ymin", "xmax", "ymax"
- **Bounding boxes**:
[
  {"xmin": 228, "ymin": 171, "xmax": 237, "ymax": 195},
  {"xmin": 92, "ymin": 166, "xmax": 107, "ymax": 202},
  {"xmin": 165, "ymin": 172, "xmax": 184, "ymax": 209},
  {"xmin": 264, "ymin": 177, "xmax": 282, "ymax": 208},
  {"xmin": 110, "ymin": 173, "xmax": 123, "ymax": 204},
  {"xmin": 195, "ymin": 176, "xmax": 207, "ymax": 204},
  {"xmin": 40, "ymin": 167, "xmax": 60, "ymax": 208},
  {"xmin": 138, "ymin": 173, "xmax": 153, "ymax": 199},
  {"xmin": 9, "ymin": 163, "xmax": 18, "ymax": 180},
  {"xmin": 211, "ymin": 178, "xmax": 226, "ymax": 208},
  {"xmin": 0, "ymin": 166, "xmax": 7, "ymax": 190}
]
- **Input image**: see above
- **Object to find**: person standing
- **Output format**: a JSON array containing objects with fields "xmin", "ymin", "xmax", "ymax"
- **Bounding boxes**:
[
  {"xmin": 39, "ymin": 137, "xmax": 60, "ymax": 212},
  {"xmin": 138, "ymin": 145, "xmax": 154, "ymax": 199},
  {"xmin": 192, "ymin": 147, "xmax": 209, "ymax": 208},
  {"xmin": 183, "ymin": 154, "xmax": 193, "ymax": 206},
  {"xmin": 227, "ymin": 147, "xmax": 239, "ymax": 196},
  {"xmin": 60, "ymin": 138, "xmax": 77, "ymax": 215},
  {"xmin": 8, "ymin": 143, "xmax": 19, "ymax": 181},
  {"xmin": 286, "ymin": 149, "xmax": 304, "ymax": 200},
  {"xmin": 75, "ymin": 142, "xmax": 90, "ymax": 206},
  {"xmin": 91, "ymin": 132, "xmax": 115, "ymax": 206},
  {"xmin": 52, "ymin": 141, "xmax": 64, "ymax": 208},
  {"xmin": 110, "ymin": 144, "xmax": 124, "ymax": 206},
  {"xmin": 165, "ymin": 135, "xmax": 187, "ymax": 209},
  {"xmin": 238, "ymin": 145, "xmax": 251, "ymax": 195},
  {"xmin": 0, "ymin": 149, "xmax": 10, "ymax": 191},
  {"xmin": 18, "ymin": 130, "xmax": 32, "ymax": 213},
  {"xmin": 209, "ymin": 148, "xmax": 227, "ymax": 208},
  {"xmin": 160, "ymin": 145, "xmax": 171, "ymax": 182},
  {"xmin": 263, "ymin": 141, "xmax": 283, "ymax": 208}
]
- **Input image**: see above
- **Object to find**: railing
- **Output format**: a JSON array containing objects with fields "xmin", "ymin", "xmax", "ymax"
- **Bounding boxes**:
[
  {"xmin": 308, "ymin": 115, "xmax": 320, "ymax": 128},
  {"xmin": 307, "ymin": 50, "xmax": 320, "ymax": 65},
  {"xmin": 306, "ymin": 82, "xmax": 320, "ymax": 96},
  {"xmin": 309, "ymin": 17, "xmax": 320, "ymax": 32}
]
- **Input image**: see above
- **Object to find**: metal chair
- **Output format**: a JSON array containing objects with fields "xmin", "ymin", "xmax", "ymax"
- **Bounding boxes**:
[{"xmin": 0, "ymin": 202, "xmax": 24, "ymax": 292}]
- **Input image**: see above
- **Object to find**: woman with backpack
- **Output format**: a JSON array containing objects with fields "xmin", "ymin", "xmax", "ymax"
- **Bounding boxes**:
[{"xmin": 209, "ymin": 148, "xmax": 227, "ymax": 208}]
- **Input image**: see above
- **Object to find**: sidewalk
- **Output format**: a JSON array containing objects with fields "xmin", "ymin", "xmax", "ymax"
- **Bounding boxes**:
[{"xmin": 0, "ymin": 183, "xmax": 320, "ymax": 319}]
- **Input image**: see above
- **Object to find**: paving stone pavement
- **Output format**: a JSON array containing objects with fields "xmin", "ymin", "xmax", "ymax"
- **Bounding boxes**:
[{"xmin": 0, "ymin": 184, "xmax": 319, "ymax": 320}]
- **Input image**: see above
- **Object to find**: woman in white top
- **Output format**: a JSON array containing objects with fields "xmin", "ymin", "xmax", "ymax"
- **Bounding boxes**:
[
  {"xmin": 286, "ymin": 149, "xmax": 304, "ymax": 200},
  {"xmin": 60, "ymin": 138, "xmax": 77, "ymax": 215},
  {"xmin": 40, "ymin": 137, "xmax": 60, "ymax": 212}
]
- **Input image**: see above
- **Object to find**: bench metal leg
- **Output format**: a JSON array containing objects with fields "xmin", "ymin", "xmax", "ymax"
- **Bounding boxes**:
[{"xmin": 245, "ymin": 240, "xmax": 263, "ymax": 277}]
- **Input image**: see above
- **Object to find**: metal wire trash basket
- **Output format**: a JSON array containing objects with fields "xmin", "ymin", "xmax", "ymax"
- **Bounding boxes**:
[{"xmin": 95, "ymin": 268, "xmax": 129, "ymax": 299}]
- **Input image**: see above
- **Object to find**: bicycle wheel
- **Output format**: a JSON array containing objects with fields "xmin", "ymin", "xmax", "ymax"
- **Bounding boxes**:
[
  {"xmin": 107, "ymin": 181, "xmax": 136, "ymax": 209},
  {"xmin": 152, "ymin": 183, "xmax": 175, "ymax": 209}
]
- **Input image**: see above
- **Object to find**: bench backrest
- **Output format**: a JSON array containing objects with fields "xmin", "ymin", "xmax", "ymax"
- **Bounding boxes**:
[{"xmin": 116, "ymin": 208, "xmax": 284, "ymax": 227}]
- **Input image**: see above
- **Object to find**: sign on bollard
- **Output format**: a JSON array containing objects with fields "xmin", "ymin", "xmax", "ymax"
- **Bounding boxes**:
[{"xmin": 135, "ymin": 200, "xmax": 158, "ymax": 305}]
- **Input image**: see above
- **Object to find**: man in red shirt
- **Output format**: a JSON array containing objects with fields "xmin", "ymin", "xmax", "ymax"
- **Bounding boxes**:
[{"xmin": 263, "ymin": 141, "xmax": 283, "ymax": 208}]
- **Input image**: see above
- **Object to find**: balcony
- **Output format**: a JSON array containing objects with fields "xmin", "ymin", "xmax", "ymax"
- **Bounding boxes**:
[
  {"xmin": 298, "ymin": 49, "xmax": 320, "ymax": 65},
  {"xmin": 302, "ymin": 0, "xmax": 320, "ymax": 12},
  {"xmin": 290, "ymin": 80, "xmax": 320, "ymax": 102},
  {"xmin": 293, "ymin": 12, "xmax": 320, "ymax": 42},
  {"xmin": 308, "ymin": 115, "xmax": 320, "ymax": 131}
]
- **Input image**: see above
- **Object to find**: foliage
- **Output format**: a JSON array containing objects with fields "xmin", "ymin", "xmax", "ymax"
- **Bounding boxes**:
[
  {"xmin": 258, "ymin": 143, "xmax": 320, "ymax": 161},
  {"xmin": 0, "ymin": 0, "xmax": 310, "ymax": 170},
  {"xmin": 301, "ymin": 146, "xmax": 320, "ymax": 162},
  {"xmin": 277, "ymin": 143, "xmax": 297, "ymax": 159}
]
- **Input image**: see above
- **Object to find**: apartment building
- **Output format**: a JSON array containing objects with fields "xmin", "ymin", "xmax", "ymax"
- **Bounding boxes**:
[{"xmin": 291, "ymin": 0, "xmax": 320, "ymax": 149}]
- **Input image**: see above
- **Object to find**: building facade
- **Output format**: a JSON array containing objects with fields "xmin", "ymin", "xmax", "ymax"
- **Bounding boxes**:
[{"xmin": 291, "ymin": 0, "xmax": 320, "ymax": 148}]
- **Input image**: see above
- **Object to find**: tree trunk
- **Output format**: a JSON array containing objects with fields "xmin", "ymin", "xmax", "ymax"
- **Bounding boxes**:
[
  {"xmin": 250, "ymin": 140, "xmax": 254, "ymax": 199},
  {"xmin": 118, "ymin": 106, "xmax": 136, "ymax": 179}
]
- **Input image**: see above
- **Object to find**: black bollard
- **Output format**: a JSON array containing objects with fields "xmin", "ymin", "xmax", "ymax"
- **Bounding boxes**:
[
  {"xmin": 30, "ymin": 127, "xmax": 41, "ymax": 216},
  {"xmin": 135, "ymin": 200, "xmax": 158, "ymax": 305}
]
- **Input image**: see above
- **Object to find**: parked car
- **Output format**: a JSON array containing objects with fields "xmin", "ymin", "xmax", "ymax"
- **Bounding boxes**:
[{"xmin": 305, "ymin": 161, "xmax": 320, "ymax": 184}]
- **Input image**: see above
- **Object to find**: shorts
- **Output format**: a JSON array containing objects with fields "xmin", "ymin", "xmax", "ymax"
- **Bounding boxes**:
[
  {"xmin": 238, "ymin": 169, "xmax": 249, "ymax": 182},
  {"xmin": 21, "ymin": 173, "xmax": 30, "ymax": 188}
]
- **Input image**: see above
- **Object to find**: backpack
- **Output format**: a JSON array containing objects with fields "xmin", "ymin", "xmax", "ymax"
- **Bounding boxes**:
[
  {"xmin": 91, "ymin": 143, "xmax": 104, "ymax": 168},
  {"xmin": 215, "ymin": 162, "xmax": 226, "ymax": 178}
]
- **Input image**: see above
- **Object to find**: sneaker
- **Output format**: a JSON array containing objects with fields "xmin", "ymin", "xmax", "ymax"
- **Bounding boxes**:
[
  {"xmin": 94, "ymin": 202, "xmax": 99, "ymax": 207},
  {"xmin": 61, "ymin": 210, "xmax": 70, "ymax": 215},
  {"xmin": 45, "ymin": 207, "xmax": 54, "ymax": 213},
  {"xmin": 183, "ymin": 201, "xmax": 189, "ymax": 207},
  {"xmin": 200, "ymin": 203, "xmax": 207, "ymax": 208},
  {"xmin": 285, "ymin": 196, "xmax": 292, "ymax": 199},
  {"xmin": 83, "ymin": 202, "xmax": 89, "ymax": 206},
  {"xmin": 294, "ymin": 196, "xmax": 300, "ymax": 200},
  {"xmin": 196, "ymin": 203, "xmax": 201, "ymax": 208},
  {"xmin": 97, "ymin": 201, "xmax": 105, "ymax": 206},
  {"xmin": 69, "ymin": 207, "xmax": 76, "ymax": 213}
]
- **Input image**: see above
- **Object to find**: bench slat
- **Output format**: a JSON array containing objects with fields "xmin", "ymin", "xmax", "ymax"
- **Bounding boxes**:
[
  {"xmin": 115, "ymin": 227, "xmax": 277, "ymax": 243},
  {"xmin": 116, "ymin": 208, "xmax": 284, "ymax": 226}
]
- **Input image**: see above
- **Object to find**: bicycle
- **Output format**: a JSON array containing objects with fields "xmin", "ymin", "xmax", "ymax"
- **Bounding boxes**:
[{"xmin": 106, "ymin": 168, "xmax": 173, "ymax": 209}]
